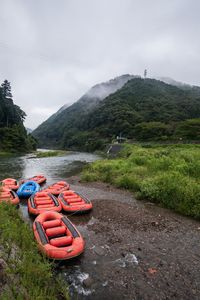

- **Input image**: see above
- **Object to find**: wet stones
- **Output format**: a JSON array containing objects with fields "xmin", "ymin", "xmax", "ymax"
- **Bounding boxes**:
[
  {"xmin": 83, "ymin": 276, "xmax": 93, "ymax": 288},
  {"xmin": 0, "ymin": 258, "xmax": 7, "ymax": 284},
  {"xmin": 94, "ymin": 246, "xmax": 106, "ymax": 256}
]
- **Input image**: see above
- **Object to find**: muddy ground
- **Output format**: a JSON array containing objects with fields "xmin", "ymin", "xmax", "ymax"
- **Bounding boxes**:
[{"xmin": 61, "ymin": 176, "xmax": 200, "ymax": 300}]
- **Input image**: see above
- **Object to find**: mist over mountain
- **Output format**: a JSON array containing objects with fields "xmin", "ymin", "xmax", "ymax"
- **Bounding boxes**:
[
  {"xmin": 33, "ymin": 75, "xmax": 200, "ymax": 150},
  {"xmin": 32, "ymin": 74, "xmax": 136, "ymax": 146}
]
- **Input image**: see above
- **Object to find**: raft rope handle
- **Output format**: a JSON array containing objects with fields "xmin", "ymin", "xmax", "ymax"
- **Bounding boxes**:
[
  {"xmin": 74, "ymin": 191, "xmax": 91, "ymax": 204},
  {"xmin": 67, "ymin": 206, "xmax": 88, "ymax": 217}
]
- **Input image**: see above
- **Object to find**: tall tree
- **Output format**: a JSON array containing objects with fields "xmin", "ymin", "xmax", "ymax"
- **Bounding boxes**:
[{"xmin": 1, "ymin": 79, "xmax": 12, "ymax": 98}]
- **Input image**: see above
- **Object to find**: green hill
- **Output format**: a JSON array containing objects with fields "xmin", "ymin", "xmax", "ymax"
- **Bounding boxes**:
[
  {"xmin": 32, "ymin": 74, "xmax": 135, "ymax": 147},
  {"xmin": 0, "ymin": 80, "xmax": 37, "ymax": 153},
  {"xmin": 33, "ymin": 77, "xmax": 200, "ymax": 151}
]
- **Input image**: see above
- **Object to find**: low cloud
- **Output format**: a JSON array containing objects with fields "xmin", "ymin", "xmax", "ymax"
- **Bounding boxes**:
[{"xmin": 0, "ymin": 0, "xmax": 199, "ymax": 128}]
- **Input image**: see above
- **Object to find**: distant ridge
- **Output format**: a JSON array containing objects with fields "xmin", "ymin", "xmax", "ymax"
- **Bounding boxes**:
[
  {"xmin": 33, "ymin": 75, "xmax": 200, "ymax": 150},
  {"xmin": 33, "ymin": 74, "xmax": 137, "ymax": 146}
]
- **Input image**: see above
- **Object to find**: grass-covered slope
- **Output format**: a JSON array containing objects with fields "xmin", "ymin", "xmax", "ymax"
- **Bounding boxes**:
[
  {"xmin": 82, "ymin": 144, "xmax": 200, "ymax": 218},
  {"xmin": 0, "ymin": 202, "xmax": 69, "ymax": 299}
]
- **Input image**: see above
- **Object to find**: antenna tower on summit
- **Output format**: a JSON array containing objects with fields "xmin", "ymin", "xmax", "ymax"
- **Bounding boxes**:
[{"xmin": 144, "ymin": 69, "xmax": 147, "ymax": 79}]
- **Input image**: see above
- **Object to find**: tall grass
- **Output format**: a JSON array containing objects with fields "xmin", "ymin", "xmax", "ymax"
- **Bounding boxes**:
[
  {"xmin": 0, "ymin": 203, "xmax": 69, "ymax": 299},
  {"xmin": 36, "ymin": 150, "xmax": 69, "ymax": 158},
  {"xmin": 82, "ymin": 144, "xmax": 200, "ymax": 218}
]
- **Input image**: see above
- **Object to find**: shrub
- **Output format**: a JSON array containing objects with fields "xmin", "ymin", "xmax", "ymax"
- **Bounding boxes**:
[{"xmin": 82, "ymin": 144, "xmax": 200, "ymax": 218}]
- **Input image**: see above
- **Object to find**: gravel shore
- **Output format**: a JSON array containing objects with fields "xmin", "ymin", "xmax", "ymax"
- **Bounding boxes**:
[{"xmin": 63, "ymin": 176, "xmax": 200, "ymax": 300}]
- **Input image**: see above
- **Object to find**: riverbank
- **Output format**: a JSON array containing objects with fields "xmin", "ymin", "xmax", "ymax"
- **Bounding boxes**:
[
  {"xmin": 35, "ymin": 150, "xmax": 70, "ymax": 158},
  {"xmin": 0, "ymin": 203, "xmax": 69, "ymax": 299},
  {"xmin": 82, "ymin": 144, "xmax": 200, "ymax": 219},
  {"xmin": 65, "ymin": 175, "xmax": 200, "ymax": 299},
  {"xmin": 0, "ymin": 151, "xmax": 17, "ymax": 157}
]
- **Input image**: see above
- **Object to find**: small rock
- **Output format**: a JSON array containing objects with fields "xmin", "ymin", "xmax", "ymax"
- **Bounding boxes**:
[
  {"xmin": 102, "ymin": 281, "xmax": 108, "ymax": 287},
  {"xmin": 151, "ymin": 221, "xmax": 159, "ymax": 226},
  {"xmin": 83, "ymin": 276, "xmax": 93, "ymax": 288},
  {"xmin": 0, "ymin": 259, "xmax": 7, "ymax": 283},
  {"xmin": 94, "ymin": 246, "xmax": 106, "ymax": 256},
  {"xmin": 0, "ymin": 259, "xmax": 7, "ymax": 270},
  {"xmin": 148, "ymin": 267, "xmax": 158, "ymax": 275}
]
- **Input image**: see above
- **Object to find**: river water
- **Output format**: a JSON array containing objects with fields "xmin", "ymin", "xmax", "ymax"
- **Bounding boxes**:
[{"xmin": 0, "ymin": 151, "xmax": 99, "ymax": 182}]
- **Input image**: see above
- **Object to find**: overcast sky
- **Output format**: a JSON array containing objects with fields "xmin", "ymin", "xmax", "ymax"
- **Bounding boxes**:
[{"xmin": 0, "ymin": 0, "xmax": 200, "ymax": 129}]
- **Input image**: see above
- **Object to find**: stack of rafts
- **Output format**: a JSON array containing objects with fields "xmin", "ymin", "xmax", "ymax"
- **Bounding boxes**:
[{"xmin": 0, "ymin": 174, "xmax": 92, "ymax": 260}]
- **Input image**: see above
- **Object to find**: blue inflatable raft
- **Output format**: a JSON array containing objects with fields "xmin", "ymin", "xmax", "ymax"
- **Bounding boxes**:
[{"xmin": 17, "ymin": 181, "xmax": 40, "ymax": 198}]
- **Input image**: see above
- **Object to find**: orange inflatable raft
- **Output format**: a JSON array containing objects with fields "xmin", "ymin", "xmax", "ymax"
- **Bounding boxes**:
[
  {"xmin": 28, "ymin": 191, "xmax": 62, "ymax": 215},
  {"xmin": 0, "ymin": 187, "xmax": 19, "ymax": 205},
  {"xmin": 43, "ymin": 181, "xmax": 70, "ymax": 195},
  {"xmin": 58, "ymin": 190, "xmax": 92, "ymax": 213},
  {"xmin": 1, "ymin": 178, "xmax": 19, "ymax": 191},
  {"xmin": 33, "ymin": 211, "xmax": 85, "ymax": 260},
  {"xmin": 21, "ymin": 175, "xmax": 46, "ymax": 185}
]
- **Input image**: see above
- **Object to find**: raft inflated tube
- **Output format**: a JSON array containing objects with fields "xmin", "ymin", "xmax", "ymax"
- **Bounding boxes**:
[
  {"xmin": 43, "ymin": 181, "xmax": 70, "ymax": 195},
  {"xmin": 43, "ymin": 219, "xmax": 61, "ymax": 229},
  {"xmin": 50, "ymin": 236, "xmax": 73, "ymax": 247},
  {"xmin": 33, "ymin": 211, "xmax": 85, "ymax": 260},
  {"xmin": 17, "ymin": 181, "xmax": 40, "ymax": 198},
  {"xmin": 21, "ymin": 175, "xmax": 46, "ymax": 185},
  {"xmin": 0, "ymin": 188, "xmax": 19, "ymax": 205},
  {"xmin": 58, "ymin": 190, "xmax": 92, "ymax": 213},
  {"xmin": 1, "ymin": 178, "xmax": 19, "ymax": 191},
  {"xmin": 28, "ymin": 191, "xmax": 62, "ymax": 215}
]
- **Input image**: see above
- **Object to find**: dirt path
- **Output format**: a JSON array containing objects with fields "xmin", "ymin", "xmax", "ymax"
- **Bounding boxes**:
[{"xmin": 63, "ymin": 176, "xmax": 200, "ymax": 300}]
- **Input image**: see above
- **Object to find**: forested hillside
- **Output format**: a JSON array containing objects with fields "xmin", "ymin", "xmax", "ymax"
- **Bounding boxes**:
[
  {"xmin": 0, "ymin": 80, "xmax": 36, "ymax": 152},
  {"xmin": 32, "ymin": 74, "xmax": 136, "ymax": 147},
  {"xmin": 33, "ymin": 77, "xmax": 200, "ymax": 151}
]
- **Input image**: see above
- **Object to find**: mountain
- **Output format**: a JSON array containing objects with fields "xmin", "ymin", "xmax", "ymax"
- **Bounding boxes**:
[
  {"xmin": 33, "ymin": 76, "xmax": 200, "ymax": 151},
  {"xmin": 158, "ymin": 77, "xmax": 191, "ymax": 88},
  {"xmin": 32, "ymin": 74, "xmax": 137, "ymax": 147},
  {"xmin": 158, "ymin": 77, "xmax": 200, "ymax": 97}
]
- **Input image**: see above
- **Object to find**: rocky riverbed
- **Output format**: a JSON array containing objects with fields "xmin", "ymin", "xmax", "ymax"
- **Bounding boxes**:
[{"xmin": 61, "ymin": 176, "xmax": 200, "ymax": 300}]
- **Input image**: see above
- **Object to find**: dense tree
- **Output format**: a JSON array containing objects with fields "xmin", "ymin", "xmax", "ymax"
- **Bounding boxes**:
[
  {"xmin": 175, "ymin": 119, "xmax": 200, "ymax": 140},
  {"xmin": 0, "ymin": 80, "xmax": 36, "ymax": 152},
  {"xmin": 33, "ymin": 78, "xmax": 200, "ymax": 151},
  {"xmin": 1, "ymin": 79, "xmax": 12, "ymax": 98}
]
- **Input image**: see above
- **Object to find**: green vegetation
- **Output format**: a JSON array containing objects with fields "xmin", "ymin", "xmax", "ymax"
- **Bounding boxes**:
[
  {"xmin": 33, "ymin": 77, "xmax": 200, "ymax": 151},
  {"xmin": 36, "ymin": 150, "xmax": 70, "ymax": 158},
  {"xmin": 33, "ymin": 74, "xmax": 133, "ymax": 150},
  {"xmin": 0, "ymin": 80, "xmax": 37, "ymax": 153},
  {"xmin": 82, "ymin": 144, "xmax": 200, "ymax": 218},
  {"xmin": 0, "ymin": 151, "xmax": 14, "ymax": 157},
  {"xmin": 0, "ymin": 202, "xmax": 69, "ymax": 299}
]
